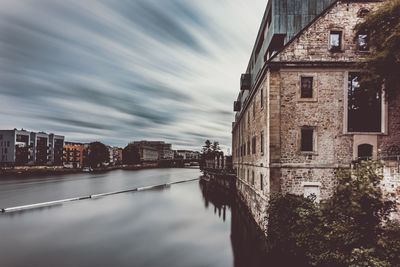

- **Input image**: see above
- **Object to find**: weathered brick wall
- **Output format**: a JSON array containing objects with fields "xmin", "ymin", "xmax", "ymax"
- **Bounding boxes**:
[
  {"xmin": 379, "ymin": 92, "xmax": 400, "ymax": 156},
  {"xmin": 272, "ymin": 1, "xmax": 384, "ymax": 63},
  {"xmin": 233, "ymin": 72, "xmax": 271, "ymax": 232},
  {"xmin": 279, "ymin": 70, "xmax": 353, "ymax": 165}
]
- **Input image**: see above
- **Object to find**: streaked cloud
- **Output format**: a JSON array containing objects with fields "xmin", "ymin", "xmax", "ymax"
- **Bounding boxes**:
[{"xmin": 0, "ymin": 0, "xmax": 266, "ymax": 151}]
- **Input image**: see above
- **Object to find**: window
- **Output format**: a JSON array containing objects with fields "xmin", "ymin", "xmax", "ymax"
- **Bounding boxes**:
[
  {"xmin": 260, "ymin": 131, "xmax": 264, "ymax": 154},
  {"xmin": 260, "ymin": 174, "xmax": 264, "ymax": 191},
  {"xmin": 348, "ymin": 72, "xmax": 381, "ymax": 132},
  {"xmin": 247, "ymin": 139, "xmax": 250, "ymax": 155},
  {"xmin": 4, "ymin": 148, "xmax": 7, "ymax": 154},
  {"xmin": 260, "ymin": 89, "xmax": 264, "ymax": 108},
  {"xmin": 357, "ymin": 8, "xmax": 370, "ymax": 18},
  {"xmin": 301, "ymin": 127, "xmax": 314, "ymax": 152},
  {"xmin": 301, "ymin": 77, "xmax": 313, "ymax": 98},
  {"xmin": 0, "ymin": 134, "xmax": 2, "ymax": 140},
  {"xmin": 304, "ymin": 185, "xmax": 320, "ymax": 203},
  {"xmin": 252, "ymin": 136, "xmax": 256, "ymax": 154},
  {"xmin": 247, "ymin": 169, "xmax": 250, "ymax": 182},
  {"xmin": 252, "ymin": 171, "xmax": 255, "ymax": 185},
  {"xmin": 357, "ymin": 32, "xmax": 369, "ymax": 51},
  {"xmin": 248, "ymin": 112, "xmax": 250, "ymax": 126},
  {"xmin": 358, "ymin": 144, "xmax": 373, "ymax": 160},
  {"xmin": 7, "ymin": 141, "xmax": 10, "ymax": 147},
  {"xmin": 330, "ymin": 31, "xmax": 342, "ymax": 52}
]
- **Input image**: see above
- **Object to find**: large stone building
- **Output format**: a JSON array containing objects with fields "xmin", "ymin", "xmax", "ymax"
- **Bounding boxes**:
[
  {"xmin": 232, "ymin": 0, "xmax": 400, "ymax": 231},
  {"xmin": 132, "ymin": 141, "xmax": 173, "ymax": 160}
]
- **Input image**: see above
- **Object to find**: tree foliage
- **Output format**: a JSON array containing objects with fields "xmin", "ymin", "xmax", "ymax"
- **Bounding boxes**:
[
  {"xmin": 202, "ymin": 140, "xmax": 212, "ymax": 154},
  {"xmin": 356, "ymin": 0, "xmax": 400, "ymax": 98},
  {"xmin": 88, "ymin": 142, "xmax": 109, "ymax": 168},
  {"xmin": 122, "ymin": 143, "xmax": 140, "ymax": 165},
  {"xmin": 200, "ymin": 139, "xmax": 222, "ymax": 170},
  {"xmin": 266, "ymin": 162, "xmax": 399, "ymax": 267}
]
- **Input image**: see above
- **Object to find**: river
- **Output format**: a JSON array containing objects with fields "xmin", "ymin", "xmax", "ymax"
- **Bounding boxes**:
[{"xmin": 0, "ymin": 168, "xmax": 267, "ymax": 267}]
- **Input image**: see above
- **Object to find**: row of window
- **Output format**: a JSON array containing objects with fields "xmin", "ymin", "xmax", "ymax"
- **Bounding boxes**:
[
  {"xmin": 237, "ymin": 131, "xmax": 265, "ymax": 158},
  {"xmin": 238, "ymin": 168, "xmax": 264, "ymax": 192},
  {"xmin": 329, "ymin": 30, "xmax": 369, "ymax": 52},
  {"xmin": 237, "ymin": 127, "xmax": 313, "ymax": 156},
  {"xmin": 0, "ymin": 141, "xmax": 10, "ymax": 147},
  {"xmin": 300, "ymin": 72, "xmax": 382, "ymax": 133}
]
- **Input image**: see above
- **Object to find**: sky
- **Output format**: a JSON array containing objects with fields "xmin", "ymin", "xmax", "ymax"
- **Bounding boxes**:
[{"xmin": 0, "ymin": 0, "xmax": 266, "ymax": 152}]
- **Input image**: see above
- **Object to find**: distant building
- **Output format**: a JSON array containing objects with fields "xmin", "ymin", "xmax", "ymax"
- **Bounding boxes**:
[
  {"xmin": 63, "ymin": 142, "xmax": 85, "ymax": 169},
  {"xmin": 49, "ymin": 134, "xmax": 65, "ymax": 166},
  {"xmin": 132, "ymin": 141, "xmax": 173, "ymax": 160},
  {"xmin": 139, "ymin": 146, "xmax": 159, "ymax": 162},
  {"xmin": 0, "ymin": 129, "xmax": 64, "ymax": 166},
  {"xmin": 0, "ymin": 129, "xmax": 32, "ymax": 166},
  {"xmin": 176, "ymin": 150, "xmax": 200, "ymax": 160},
  {"xmin": 108, "ymin": 146, "xmax": 123, "ymax": 166},
  {"xmin": 30, "ymin": 132, "xmax": 49, "ymax": 165}
]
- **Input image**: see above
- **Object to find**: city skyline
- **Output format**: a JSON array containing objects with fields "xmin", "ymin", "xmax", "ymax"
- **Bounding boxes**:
[{"xmin": 0, "ymin": 0, "xmax": 266, "ymax": 151}]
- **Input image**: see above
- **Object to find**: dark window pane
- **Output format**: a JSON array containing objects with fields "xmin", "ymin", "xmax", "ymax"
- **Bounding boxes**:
[
  {"xmin": 301, "ymin": 77, "xmax": 313, "ymax": 98},
  {"xmin": 348, "ymin": 72, "xmax": 381, "ymax": 132},
  {"xmin": 358, "ymin": 144, "xmax": 373, "ymax": 160},
  {"xmin": 261, "ymin": 89, "xmax": 264, "ymax": 108},
  {"xmin": 261, "ymin": 132, "xmax": 264, "ymax": 153},
  {"xmin": 301, "ymin": 128, "xmax": 313, "ymax": 152}
]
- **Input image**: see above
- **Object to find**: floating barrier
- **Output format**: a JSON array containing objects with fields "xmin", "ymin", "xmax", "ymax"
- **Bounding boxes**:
[{"xmin": 1, "ymin": 178, "xmax": 199, "ymax": 213}]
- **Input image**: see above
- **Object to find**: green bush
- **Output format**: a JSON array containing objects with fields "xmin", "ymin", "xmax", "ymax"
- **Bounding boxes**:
[{"xmin": 266, "ymin": 162, "xmax": 399, "ymax": 267}]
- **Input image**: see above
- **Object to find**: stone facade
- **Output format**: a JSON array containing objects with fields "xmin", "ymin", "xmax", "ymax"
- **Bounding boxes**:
[{"xmin": 232, "ymin": 0, "xmax": 400, "ymax": 231}]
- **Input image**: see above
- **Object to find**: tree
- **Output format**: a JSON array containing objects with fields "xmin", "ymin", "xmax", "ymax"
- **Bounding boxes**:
[
  {"xmin": 202, "ymin": 140, "xmax": 212, "ymax": 154},
  {"xmin": 212, "ymin": 141, "xmax": 221, "ymax": 152},
  {"xmin": 312, "ymin": 162, "xmax": 395, "ymax": 267},
  {"xmin": 266, "ymin": 194, "xmax": 320, "ymax": 267},
  {"xmin": 122, "ymin": 143, "xmax": 140, "ymax": 165},
  {"xmin": 266, "ymin": 162, "xmax": 399, "ymax": 267},
  {"xmin": 87, "ymin": 142, "xmax": 109, "ymax": 168},
  {"xmin": 356, "ymin": 0, "xmax": 400, "ymax": 98},
  {"xmin": 200, "ymin": 139, "xmax": 221, "ymax": 171}
]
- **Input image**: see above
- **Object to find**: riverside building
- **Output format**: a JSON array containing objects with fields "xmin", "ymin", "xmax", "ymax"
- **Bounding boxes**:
[
  {"xmin": 231, "ymin": 0, "xmax": 400, "ymax": 231},
  {"xmin": 0, "ymin": 129, "xmax": 64, "ymax": 166}
]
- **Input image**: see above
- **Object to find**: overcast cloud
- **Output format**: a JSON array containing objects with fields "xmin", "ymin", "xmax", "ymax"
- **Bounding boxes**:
[{"xmin": 0, "ymin": 0, "xmax": 266, "ymax": 151}]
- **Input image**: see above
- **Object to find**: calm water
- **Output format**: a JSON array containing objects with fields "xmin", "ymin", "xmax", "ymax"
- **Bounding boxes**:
[{"xmin": 0, "ymin": 168, "xmax": 267, "ymax": 267}]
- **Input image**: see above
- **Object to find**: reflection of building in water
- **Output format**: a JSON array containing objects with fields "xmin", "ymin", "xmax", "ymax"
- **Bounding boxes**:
[
  {"xmin": 199, "ymin": 179, "xmax": 231, "ymax": 222},
  {"xmin": 199, "ymin": 178, "xmax": 268, "ymax": 267}
]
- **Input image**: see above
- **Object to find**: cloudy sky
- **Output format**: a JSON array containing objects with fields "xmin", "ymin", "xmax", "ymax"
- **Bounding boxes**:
[{"xmin": 0, "ymin": 0, "xmax": 266, "ymax": 151}]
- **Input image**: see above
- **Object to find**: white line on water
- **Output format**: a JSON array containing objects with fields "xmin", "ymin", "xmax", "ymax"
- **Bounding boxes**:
[{"xmin": 1, "ymin": 178, "xmax": 199, "ymax": 213}]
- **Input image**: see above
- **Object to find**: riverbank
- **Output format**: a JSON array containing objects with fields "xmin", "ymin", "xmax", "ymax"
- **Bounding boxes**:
[{"xmin": 0, "ymin": 163, "xmax": 197, "ymax": 177}]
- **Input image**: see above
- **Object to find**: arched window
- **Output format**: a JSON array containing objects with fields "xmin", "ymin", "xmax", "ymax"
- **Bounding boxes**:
[
  {"xmin": 358, "ymin": 144, "xmax": 373, "ymax": 160},
  {"xmin": 357, "ymin": 8, "xmax": 370, "ymax": 18}
]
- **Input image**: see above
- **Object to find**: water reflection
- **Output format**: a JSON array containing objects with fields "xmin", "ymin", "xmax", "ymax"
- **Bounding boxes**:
[
  {"xmin": 199, "ymin": 178, "xmax": 268, "ymax": 267},
  {"xmin": 0, "ymin": 170, "xmax": 271, "ymax": 267}
]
